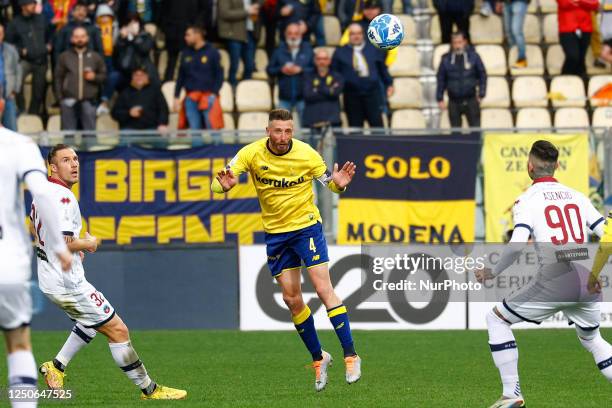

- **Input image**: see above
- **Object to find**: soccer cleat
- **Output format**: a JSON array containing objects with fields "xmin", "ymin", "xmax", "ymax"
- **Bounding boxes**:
[
  {"xmin": 140, "ymin": 384, "xmax": 187, "ymax": 400},
  {"xmin": 39, "ymin": 361, "xmax": 66, "ymax": 389},
  {"xmin": 512, "ymin": 59, "xmax": 528, "ymax": 69},
  {"xmin": 487, "ymin": 397, "xmax": 526, "ymax": 408},
  {"xmin": 313, "ymin": 351, "xmax": 333, "ymax": 392},
  {"xmin": 344, "ymin": 354, "xmax": 361, "ymax": 384}
]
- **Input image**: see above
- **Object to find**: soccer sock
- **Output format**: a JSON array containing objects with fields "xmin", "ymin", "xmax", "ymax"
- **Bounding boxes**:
[
  {"xmin": 327, "ymin": 304, "xmax": 356, "ymax": 357},
  {"xmin": 486, "ymin": 309, "xmax": 522, "ymax": 399},
  {"xmin": 54, "ymin": 323, "xmax": 97, "ymax": 371},
  {"xmin": 7, "ymin": 350, "xmax": 37, "ymax": 408},
  {"xmin": 578, "ymin": 330, "xmax": 612, "ymax": 382},
  {"xmin": 292, "ymin": 305, "xmax": 323, "ymax": 361},
  {"xmin": 109, "ymin": 341, "xmax": 157, "ymax": 395}
]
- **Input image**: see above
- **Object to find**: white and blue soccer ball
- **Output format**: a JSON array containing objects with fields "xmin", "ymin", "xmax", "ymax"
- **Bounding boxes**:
[{"xmin": 367, "ymin": 14, "xmax": 404, "ymax": 50}]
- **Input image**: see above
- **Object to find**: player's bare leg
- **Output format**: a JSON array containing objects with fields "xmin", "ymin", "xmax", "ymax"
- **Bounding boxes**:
[
  {"xmin": 277, "ymin": 268, "xmax": 331, "ymax": 391},
  {"xmin": 5, "ymin": 327, "xmax": 37, "ymax": 408},
  {"xmin": 96, "ymin": 315, "xmax": 187, "ymax": 400},
  {"xmin": 486, "ymin": 307, "xmax": 525, "ymax": 408},
  {"xmin": 308, "ymin": 264, "xmax": 361, "ymax": 385}
]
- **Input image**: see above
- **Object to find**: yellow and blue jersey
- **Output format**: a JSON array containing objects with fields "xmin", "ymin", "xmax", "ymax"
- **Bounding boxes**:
[
  {"xmin": 590, "ymin": 211, "xmax": 612, "ymax": 281},
  {"xmin": 213, "ymin": 137, "xmax": 329, "ymax": 234}
]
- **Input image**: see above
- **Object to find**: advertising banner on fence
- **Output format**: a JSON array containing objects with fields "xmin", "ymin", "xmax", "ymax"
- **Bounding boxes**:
[
  {"xmin": 483, "ymin": 133, "xmax": 589, "ymax": 242},
  {"xmin": 335, "ymin": 134, "xmax": 480, "ymax": 244},
  {"xmin": 40, "ymin": 145, "xmax": 264, "ymax": 245}
]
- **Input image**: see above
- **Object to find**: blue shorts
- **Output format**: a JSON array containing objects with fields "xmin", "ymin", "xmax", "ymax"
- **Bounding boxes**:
[{"xmin": 265, "ymin": 222, "xmax": 330, "ymax": 277}]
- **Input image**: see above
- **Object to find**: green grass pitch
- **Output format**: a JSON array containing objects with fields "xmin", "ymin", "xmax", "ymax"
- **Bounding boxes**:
[{"xmin": 3, "ymin": 329, "xmax": 612, "ymax": 407}]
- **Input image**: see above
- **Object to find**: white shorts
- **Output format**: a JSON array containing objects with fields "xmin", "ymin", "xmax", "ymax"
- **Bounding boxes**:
[
  {"xmin": 498, "ymin": 299, "xmax": 601, "ymax": 329},
  {"xmin": 0, "ymin": 282, "xmax": 32, "ymax": 331},
  {"xmin": 44, "ymin": 282, "xmax": 115, "ymax": 328}
]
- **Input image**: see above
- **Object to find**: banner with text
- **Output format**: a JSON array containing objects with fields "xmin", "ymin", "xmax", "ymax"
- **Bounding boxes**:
[
  {"xmin": 42, "ymin": 145, "xmax": 264, "ymax": 245},
  {"xmin": 483, "ymin": 133, "xmax": 589, "ymax": 242},
  {"xmin": 336, "ymin": 135, "xmax": 480, "ymax": 244}
]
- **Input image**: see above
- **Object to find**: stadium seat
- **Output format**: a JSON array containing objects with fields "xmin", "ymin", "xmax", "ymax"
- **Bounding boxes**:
[
  {"xmin": 539, "ymin": 0, "xmax": 558, "ymax": 13},
  {"xmin": 516, "ymin": 107, "xmax": 552, "ymax": 129},
  {"xmin": 553, "ymin": 107, "xmax": 590, "ymax": 128},
  {"xmin": 543, "ymin": 14, "xmax": 559, "ymax": 44},
  {"xmin": 219, "ymin": 48, "xmax": 243, "ymax": 81},
  {"xmin": 512, "ymin": 76, "xmax": 548, "ymax": 108},
  {"xmin": 238, "ymin": 112, "xmax": 270, "ymax": 130},
  {"xmin": 17, "ymin": 114, "xmax": 43, "ymax": 134},
  {"xmin": 481, "ymin": 108, "xmax": 514, "ymax": 129},
  {"xmin": 390, "ymin": 109, "xmax": 426, "ymax": 129},
  {"xmin": 432, "ymin": 44, "xmax": 449, "ymax": 71},
  {"xmin": 388, "ymin": 46, "xmax": 421, "ymax": 77},
  {"xmin": 481, "ymin": 77, "xmax": 511, "ymax": 108},
  {"xmin": 524, "ymin": 14, "xmax": 542, "ymax": 44},
  {"xmin": 96, "ymin": 114, "xmax": 120, "ymax": 146},
  {"xmin": 219, "ymin": 81, "xmax": 234, "ymax": 112},
  {"xmin": 323, "ymin": 16, "xmax": 341, "ymax": 46},
  {"xmin": 429, "ymin": 14, "xmax": 443, "ymax": 44},
  {"xmin": 527, "ymin": 0, "xmax": 538, "ymax": 13},
  {"xmin": 161, "ymin": 81, "xmax": 185, "ymax": 112},
  {"xmin": 388, "ymin": 78, "xmax": 423, "ymax": 109},
  {"xmin": 475, "ymin": 45, "xmax": 507, "ymax": 76},
  {"xmin": 545, "ymin": 44, "xmax": 563, "ymax": 75},
  {"xmin": 252, "ymin": 49, "xmax": 269, "ymax": 80},
  {"xmin": 470, "ymin": 14, "xmax": 503, "ymax": 44},
  {"xmin": 549, "ymin": 75, "xmax": 586, "ymax": 107},
  {"xmin": 398, "ymin": 14, "xmax": 417, "ymax": 45},
  {"xmin": 168, "ymin": 112, "xmax": 179, "ymax": 130},
  {"xmin": 223, "ymin": 112, "xmax": 235, "ymax": 130},
  {"xmin": 509, "ymin": 45, "xmax": 544, "ymax": 76},
  {"xmin": 588, "ymin": 75, "xmax": 612, "ymax": 106},
  {"xmin": 586, "ymin": 48, "xmax": 612, "ymax": 75},
  {"xmin": 592, "ymin": 107, "xmax": 612, "ymax": 127},
  {"xmin": 439, "ymin": 110, "xmax": 468, "ymax": 129},
  {"xmin": 46, "ymin": 114, "xmax": 61, "ymax": 132},
  {"xmin": 236, "ymin": 80, "xmax": 271, "ymax": 112},
  {"xmin": 23, "ymin": 83, "xmax": 32, "ymax": 111}
]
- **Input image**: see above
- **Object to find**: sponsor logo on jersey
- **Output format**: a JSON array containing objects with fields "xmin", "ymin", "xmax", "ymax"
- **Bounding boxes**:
[
  {"xmin": 61, "ymin": 197, "xmax": 71, "ymax": 204},
  {"xmin": 254, "ymin": 174, "xmax": 305, "ymax": 188}
]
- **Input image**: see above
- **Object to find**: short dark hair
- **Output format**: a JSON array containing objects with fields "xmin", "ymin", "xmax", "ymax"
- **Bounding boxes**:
[
  {"xmin": 530, "ymin": 140, "xmax": 559, "ymax": 163},
  {"xmin": 187, "ymin": 25, "xmax": 206, "ymax": 38},
  {"xmin": 451, "ymin": 31, "xmax": 467, "ymax": 40},
  {"xmin": 268, "ymin": 109, "xmax": 293, "ymax": 123},
  {"xmin": 73, "ymin": 1, "xmax": 88, "ymax": 9},
  {"xmin": 47, "ymin": 144, "xmax": 73, "ymax": 165}
]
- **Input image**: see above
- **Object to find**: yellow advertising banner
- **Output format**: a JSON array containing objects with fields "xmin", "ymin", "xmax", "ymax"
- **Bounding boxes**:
[{"xmin": 483, "ymin": 133, "xmax": 589, "ymax": 242}]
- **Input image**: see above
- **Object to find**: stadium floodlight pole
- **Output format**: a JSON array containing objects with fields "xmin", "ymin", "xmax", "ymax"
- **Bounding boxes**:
[{"xmin": 320, "ymin": 124, "xmax": 336, "ymax": 243}]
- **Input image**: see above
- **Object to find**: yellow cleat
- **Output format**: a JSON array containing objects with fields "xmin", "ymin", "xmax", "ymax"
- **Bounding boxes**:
[
  {"xmin": 141, "ymin": 385, "xmax": 187, "ymax": 400},
  {"xmin": 39, "ymin": 361, "xmax": 65, "ymax": 389}
]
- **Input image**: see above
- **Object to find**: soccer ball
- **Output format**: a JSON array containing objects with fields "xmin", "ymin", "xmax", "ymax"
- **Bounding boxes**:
[{"xmin": 367, "ymin": 14, "xmax": 404, "ymax": 50}]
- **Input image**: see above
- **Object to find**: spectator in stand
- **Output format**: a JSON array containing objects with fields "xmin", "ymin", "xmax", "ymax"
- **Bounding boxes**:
[
  {"xmin": 433, "ymin": 0, "xmax": 474, "ymax": 44},
  {"xmin": 112, "ymin": 13, "xmax": 157, "ymax": 93},
  {"xmin": 217, "ymin": 0, "xmax": 262, "ymax": 86},
  {"xmin": 331, "ymin": 22, "xmax": 393, "ymax": 127},
  {"xmin": 502, "ymin": 0, "xmax": 530, "ymax": 69},
  {"xmin": 121, "ymin": 0, "xmax": 159, "ymax": 24},
  {"xmin": 267, "ymin": 22, "xmax": 314, "ymax": 124},
  {"xmin": 436, "ymin": 31, "xmax": 487, "ymax": 128},
  {"xmin": 557, "ymin": 0, "xmax": 599, "ymax": 77},
  {"xmin": 49, "ymin": 0, "xmax": 77, "ymax": 30},
  {"xmin": 0, "ymin": 23, "xmax": 22, "ymax": 130},
  {"xmin": 54, "ymin": 26, "xmax": 106, "ymax": 131},
  {"xmin": 303, "ymin": 48, "xmax": 343, "ymax": 130},
  {"xmin": 174, "ymin": 25, "xmax": 224, "ymax": 130},
  {"xmin": 261, "ymin": 0, "xmax": 279, "ymax": 58},
  {"xmin": 159, "ymin": 0, "xmax": 206, "ymax": 82},
  {"xmin": 95, "ymin": 2, "xmax": 118, "ymax": 115},
  {"xmin": 6, "ymin": 0, "xmax": 51, "ymax": 116},
  {"xmin": 600, "ymin": 0, "xmax": 612, "ymax": 63},
  {"xmin": 111, "ymin": 66, "xmax": 168, "ymax": 132},
  {"xmin": 276, "ymin": 0, "xmax": 321, "ymax": 42},
  {"xmin": 53, "ymin": 1, "xmax": 103, "ymax": 64}
]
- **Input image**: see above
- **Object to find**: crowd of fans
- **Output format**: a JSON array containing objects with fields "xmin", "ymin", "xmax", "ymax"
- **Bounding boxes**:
[{"xmin": 0, "ymin": 0, "xmax": 609, "ymax": 136}]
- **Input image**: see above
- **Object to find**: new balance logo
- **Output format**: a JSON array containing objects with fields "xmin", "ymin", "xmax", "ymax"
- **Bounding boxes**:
[
  {"xmin": 335, "ymin": 322, "xmax": 345, "ymax": 330},
  {"xmin": 260, "ymin": 166, "xmax": 268, "ymax": 170},
  {"xmin": 312, "ymin": 255, "xmax": 320, "ymax": 262},
  {"xmin": 298, "ymin": 329, "xmax": 305, "ymax": 334},
  {"xmin": 255, "ymin": 174, "xmax": 305, "ymax": 188}
]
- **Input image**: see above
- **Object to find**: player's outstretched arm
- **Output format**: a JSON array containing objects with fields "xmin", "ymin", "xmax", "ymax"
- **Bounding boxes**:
[
  {"xmin": 329, "ymin": 161, "xmax": 356, "ymax": 193},
  {"xmin": 211, "ymin": 168, "xmax": 238, "ymax": 194}
]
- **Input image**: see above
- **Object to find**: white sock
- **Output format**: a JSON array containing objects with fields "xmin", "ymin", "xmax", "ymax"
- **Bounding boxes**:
[
  {"xmin": 109, "ymin": 341, "xmax": 156, "ymax": 394},
  {"xmin": 8, "ymin": 350, "xmax": 37, "ymax": 408},
  {"xmin": 55, "ymin": 323, "xmax": 97, "ymax": 369},
  {"xmin": 486, "ymin": 309, "xmax": 522, "ymax": 399},
  {"xmin": 578, "ymin": 329, "xmax": 612, "ymax": 382}
]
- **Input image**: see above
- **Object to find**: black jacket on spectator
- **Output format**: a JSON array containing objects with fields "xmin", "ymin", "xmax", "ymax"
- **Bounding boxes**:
[
  {"xmin": 267, "ymin": 41, "xmax": 314, "ymax": 102},
  {"xmin": 432, "ymin": 0, "xmax": 475, "ymax": 13},
  {"xmin": 113, "ymin": 31, "xmax": 158, "ymax": 82},
  {"xmin": 436, "ymin": 47, "xmax": 487, "ymax": 101},
  {"xmin": 111, "ymin": 82, "xmax": 169, "ymax": 129},
  {"xmin": 54, "ymin": 18, "xmax": 104, "ymax": 63},
  {"xmin": 330, "ymin": 43, "xmax": 392, "ymax": 95},
  {"xmin": 302, "ymin": 70, "xmax": 344, "ymax": 127},
  {"xmin": 6, "ymin": 12, "xmax": 50, "ymax": 65},
  {"xmin": 159, "ymin": 0, "xmax": 209, "ymax": 40},
  {"xmin": 276, "ymin": 0, "xmax": 321, "ymax": 35}
]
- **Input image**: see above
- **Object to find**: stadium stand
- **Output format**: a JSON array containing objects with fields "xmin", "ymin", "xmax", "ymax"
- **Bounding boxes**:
[{"xmin": 512, "ymin": 76, "xmax": 548, "ymax": 108}]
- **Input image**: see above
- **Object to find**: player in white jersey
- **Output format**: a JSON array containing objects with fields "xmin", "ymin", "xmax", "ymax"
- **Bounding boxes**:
[
  {"xmin": 34, "ymin": 144, "xmax": 187, "ymax": 400},
  {"xmin": 0, "ymin": 129, "xmax": 72, "ymax": 408},
  {"xmin": 476, "ymin": 141, "xmax": 612, "ymax": 408}
]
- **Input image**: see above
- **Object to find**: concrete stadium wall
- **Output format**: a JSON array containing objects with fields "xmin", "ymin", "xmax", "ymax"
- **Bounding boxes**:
[{"xmin": 31, "ymin": 244, "xmax": 239, "ymax": 331}]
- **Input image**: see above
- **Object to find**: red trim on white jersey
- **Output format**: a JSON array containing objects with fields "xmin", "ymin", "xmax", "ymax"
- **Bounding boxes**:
[
  {"xmin": 48, "ymin": 177, "xmax": 70, "ymax": 189},
  {"xmin": 532, "ymin": 176, "xmax": 558, "ymax": 184}
]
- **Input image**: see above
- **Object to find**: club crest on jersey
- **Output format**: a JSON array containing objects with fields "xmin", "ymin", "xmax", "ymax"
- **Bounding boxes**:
[
  {"xmin": 103, "ymin": 305, "xmax": 111, "ymax": 314},
  {"xmin": 60, "ymin": 197, "xmax": 71, "ymax": 204}
]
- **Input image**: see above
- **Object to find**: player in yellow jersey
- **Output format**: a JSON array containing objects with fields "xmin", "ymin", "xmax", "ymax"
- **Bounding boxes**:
[
  {"xmin": 211, "ymin": 109, "xmax": 359, "ymax": 392},
  {"xmin": 588, "ymin": 210, "xmax": 612, "ymax": 294}
]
